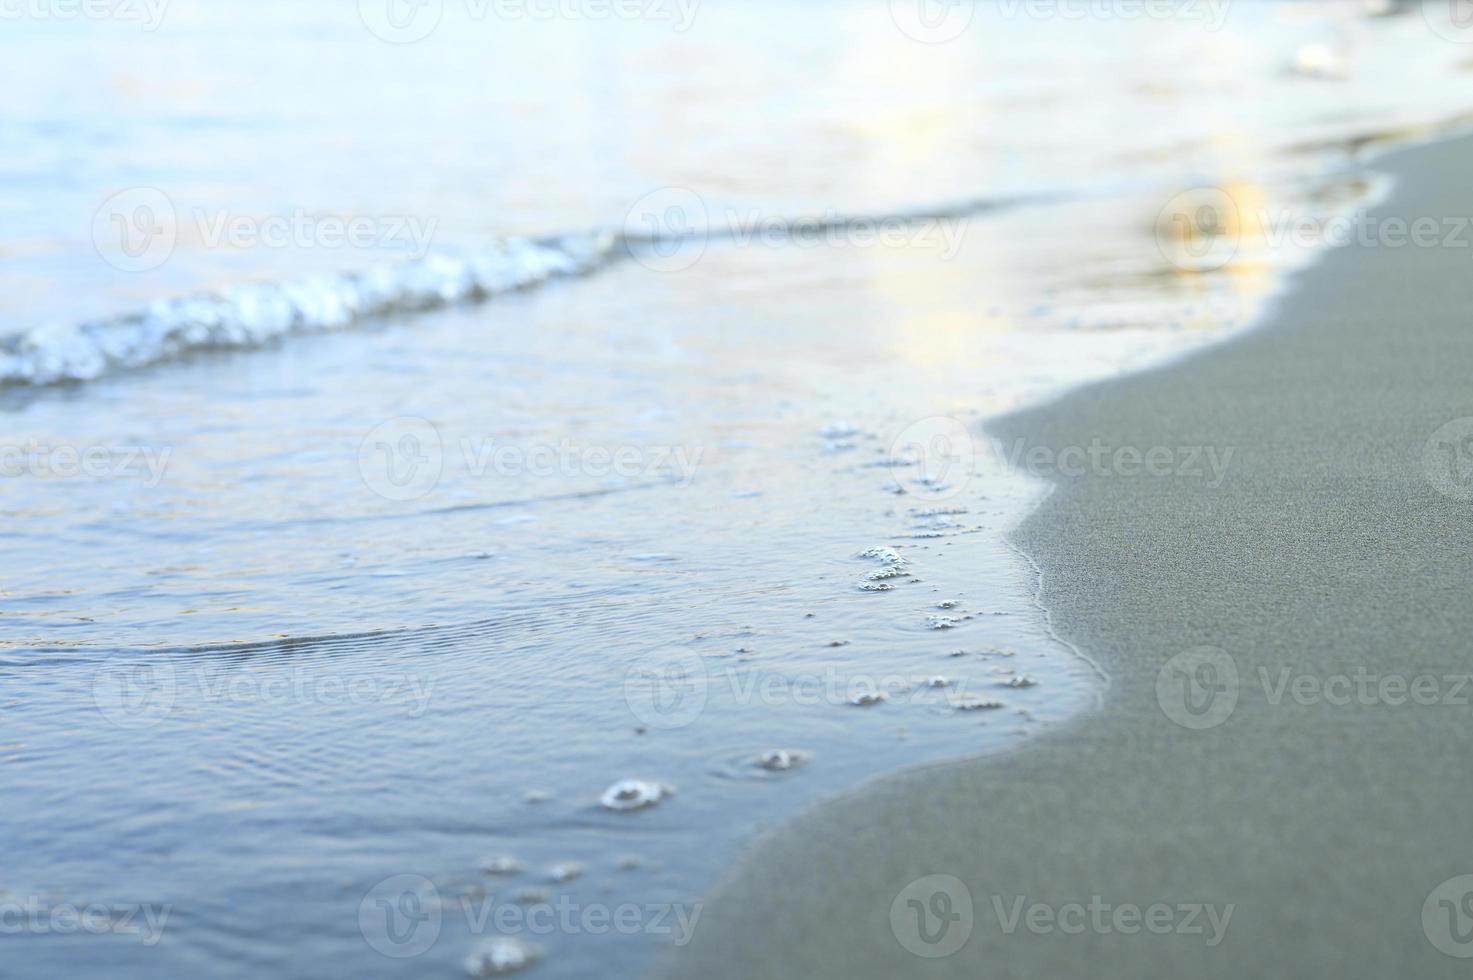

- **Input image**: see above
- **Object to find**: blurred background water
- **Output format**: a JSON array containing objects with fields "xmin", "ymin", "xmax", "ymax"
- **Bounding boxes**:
[{"xmin": 7, "ymin": 0, "xmax": 1473, "ymax": 976}]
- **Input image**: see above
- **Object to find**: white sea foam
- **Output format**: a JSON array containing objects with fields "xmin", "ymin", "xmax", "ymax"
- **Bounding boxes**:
[{"xmin": 0, "ymin": 234, "xmax": 614, "ymax": 386}]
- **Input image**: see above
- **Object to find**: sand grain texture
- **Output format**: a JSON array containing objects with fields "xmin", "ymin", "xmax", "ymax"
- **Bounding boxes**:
[{"xmin": 666, "ymin": 134, "xmax": 1473, "ymax": 978}]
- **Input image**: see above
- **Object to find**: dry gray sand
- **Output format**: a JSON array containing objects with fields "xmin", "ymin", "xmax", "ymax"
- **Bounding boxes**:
[{"xmin": 664, "ymin": 134, "xmax": 1473, "ymax": 977}]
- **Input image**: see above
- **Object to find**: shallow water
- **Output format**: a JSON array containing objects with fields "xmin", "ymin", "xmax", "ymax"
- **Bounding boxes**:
[
  {"xmin": 8, "ymin": 0, "xmax": 1473, "ymax": 976},
  {"xmin": 7, "ymin": 234, "xmax": 1122, "ymax": 978}
]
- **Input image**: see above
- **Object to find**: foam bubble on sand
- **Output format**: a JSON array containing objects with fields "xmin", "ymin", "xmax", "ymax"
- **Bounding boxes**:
[
  {"xmin": 600, "ymin": 779, "xmax": 670, "ymax": 811},
  {"xmin": 548, "ymin": 862, "xmax": 584, "ymax": 883},
  {"xmin": 464, "ymin": 936, "xmax": 541, "ymax": 976},
  {"xmin": 857, "ymin": 547, "xmax": 910, "ymax": 591},
  {"xmin": 757, "ymin": 749, "xmax": 807, "ymax": 771},
  {"xmin": 860, "ymin": 545, "xmax": 901, "ymax": 562},
  {"xmin": 911, "ymin": 475, "xmax": 952, "ymax": 492},
  {"xmin": 480, "ymin": 856, "xmax": 524, "ymax": 876}
]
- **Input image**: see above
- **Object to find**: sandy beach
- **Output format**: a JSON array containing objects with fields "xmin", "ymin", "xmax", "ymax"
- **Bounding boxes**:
[
  {"xmin": 665, "ymin": 132, "xmax": 1473, "ymax": 978},
  {"xmin": 18, "ymin": 4, "xmax": 1473, "ymax": 976}
]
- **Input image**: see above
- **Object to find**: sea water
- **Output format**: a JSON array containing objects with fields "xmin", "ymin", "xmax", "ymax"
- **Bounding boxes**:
[{"xmin": 5, "ymin": 1, "xmax": 1473, "ymax": 976}]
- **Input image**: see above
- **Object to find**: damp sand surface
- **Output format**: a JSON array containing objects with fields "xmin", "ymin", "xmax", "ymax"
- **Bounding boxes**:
[
  {"xmin": 11, "ymin": 4, "xmax": 1473, "ymax": 978},
  {"xmin": 664, "ymin": 131, "xmax": 1473, "ymax": 980}
]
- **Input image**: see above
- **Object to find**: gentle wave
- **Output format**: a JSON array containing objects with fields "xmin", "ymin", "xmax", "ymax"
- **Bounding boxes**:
[
  {"xmin": 0, "ymin": 197, "xmax": 1045, "ymax": 388},
  {"xmin": 0, "ymin": 232, "xmax": 618, "ymax": 386}
]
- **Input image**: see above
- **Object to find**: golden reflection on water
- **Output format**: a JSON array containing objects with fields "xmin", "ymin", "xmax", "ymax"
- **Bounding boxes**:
[{"xmin": 860, "ymin": 168, "xmax": 1315, "ymax": 399}]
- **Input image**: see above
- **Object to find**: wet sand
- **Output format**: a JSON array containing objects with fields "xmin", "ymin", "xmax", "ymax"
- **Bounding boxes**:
[{"xmin": 665, "ymin": 133, "xmax": 1473, "ymax": 978}]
